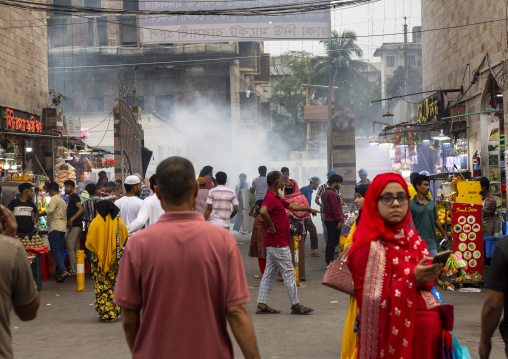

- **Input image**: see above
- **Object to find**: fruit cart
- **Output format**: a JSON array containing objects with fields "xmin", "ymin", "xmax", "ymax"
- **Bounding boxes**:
[{"xmin": 20, "ymin": 235, "xmax": 48, "ymax": 291}]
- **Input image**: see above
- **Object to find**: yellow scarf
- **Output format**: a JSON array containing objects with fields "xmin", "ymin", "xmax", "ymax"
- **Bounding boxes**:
[{"xmin": 86, "ymin": 215, "xmax": 129, "ymax": 274}]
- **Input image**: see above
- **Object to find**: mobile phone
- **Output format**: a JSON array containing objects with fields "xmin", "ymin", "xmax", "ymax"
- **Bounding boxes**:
[{"xmin": 432, "ymin": 250, "xmax": 452, "ymax": 265}]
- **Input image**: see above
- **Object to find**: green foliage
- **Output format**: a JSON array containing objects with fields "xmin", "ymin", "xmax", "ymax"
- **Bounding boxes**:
[
  {"xmin": 268, "ymin": 30, "xmax": 378, "ymax": 152},
  {"xmin": 312, "ymin": 30, "xmax": 368, "ymax": 95},
  {"xmin": 49, "ymin": 89, "xmax": 67, "ymax": 108},
  {"xmin": 386, "ymin": 66, "xmax": 423, "ymax": 98},
  {"xmin": 350, "ymin": 78, "xmax": 383, "ymax": 134},
  {"xmin": 269, "ymin": 56, "xmax": 314, "ymax": 123},
  {"xmin": 267, "ymin": 111, "xmax": 307, "ymax": 154}
]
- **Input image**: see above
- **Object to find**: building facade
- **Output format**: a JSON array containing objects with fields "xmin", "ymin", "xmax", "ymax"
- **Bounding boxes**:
[
  {"xmin": 421, "ymin": 0, "xmax": 506, "ymax": 172},
  {"xmin": 374, "ymin": 26, "xmax": 422, "ymax": 102},
  {"xmin": 0, "ymin": 3, "xmax": 48, "ymax": 121},
  {"xmin": 47, "ymin": 1, "xmax": 271, "ymax": 170}
]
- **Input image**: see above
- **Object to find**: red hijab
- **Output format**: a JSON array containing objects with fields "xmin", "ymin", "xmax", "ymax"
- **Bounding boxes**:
[{"xmin": 349, "ymin": 173, "xmax": 410, "ymax": 256}]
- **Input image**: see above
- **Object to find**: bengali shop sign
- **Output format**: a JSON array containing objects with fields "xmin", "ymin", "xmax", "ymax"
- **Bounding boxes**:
[
  {"xmin": 0, "ymin": 107, "xmax": 43, "ymax": 134},
  {"xmin": 451, "ymin": 202, "xmax": 483, "ymax": 279},
  {"xmin": 417, "ymin": 91, "xmax": 443, "ymax": 124},
  {"xmin": 139, "ymin": 0, "xmax": 331, "ymax": 43}
]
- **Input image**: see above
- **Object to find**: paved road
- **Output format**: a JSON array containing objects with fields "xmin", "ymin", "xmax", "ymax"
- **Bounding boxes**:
[{"xmin": 10, "ymin": 233, "xmax": 506, "ymax": 358}]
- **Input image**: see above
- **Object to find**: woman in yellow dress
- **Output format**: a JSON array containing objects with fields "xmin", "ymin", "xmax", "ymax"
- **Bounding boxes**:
[
  {"xmin": 341, "ymin": 184, "xmax": 369, "ymax": 358},
  {"xmin": 85, "ymin": 200, "xmax": 128, "ymax": 322}
]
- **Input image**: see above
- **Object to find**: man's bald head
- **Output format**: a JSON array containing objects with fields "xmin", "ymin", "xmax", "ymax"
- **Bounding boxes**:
[{"xmin": 156, "ymin": 156, "xmax": 196, "ymax": 206}]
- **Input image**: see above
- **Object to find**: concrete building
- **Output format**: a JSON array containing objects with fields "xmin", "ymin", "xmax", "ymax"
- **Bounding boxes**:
[
  {"xmin": 421, "ymin": 0, "xmax": 506, "ymax": 173},
  {"xmin": 47, "ymin": 2, "xmax": 271, "ymax": 169},
  {"xmin": 373, "ymin": 26, "xmax": 423, "ymax": 101},
  {"xmin": 0, "ymin": 2, "xmax": 53, "ymax": 178},
  {"xmin": 0, "ymin": 2, "xmax": 48, "ymax": 123}
]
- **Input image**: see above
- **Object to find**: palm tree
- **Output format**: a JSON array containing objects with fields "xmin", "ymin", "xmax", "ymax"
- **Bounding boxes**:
[{"xmin": 312, "ymin": 30, "xmax": 369, "ymax": 93}]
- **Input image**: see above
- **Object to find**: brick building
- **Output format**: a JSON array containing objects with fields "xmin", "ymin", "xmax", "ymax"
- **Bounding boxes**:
[
  {"xmin": 421, "ymin": 0, "xmax": 507, "ymax": 172},
  {"xmin": 0, "ymin": 3, "xmax": 48, "ymax": 122},
  {"xmin": 47, "ymin": 1, "xmax": 272, "ymax": 171}
]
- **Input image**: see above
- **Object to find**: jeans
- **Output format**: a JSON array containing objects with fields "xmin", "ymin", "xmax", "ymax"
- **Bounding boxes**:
[
  {"xmin": 49, "ymin": 230, "xmax": 67, "ymax": 273},
  {"xmin": 429, "ymin": 248, "xmax": 438, "ymax": 257},
  {"xmin": 303, "ymin": 217, "xmax": 318, "ymax": 250},
  {"xmin": 325, "ymin": 221, "xmax": 341, "ymax": 265},
  {"xmin": 320, "ymin": 212, "xmax": 328, "ymax": 243}
]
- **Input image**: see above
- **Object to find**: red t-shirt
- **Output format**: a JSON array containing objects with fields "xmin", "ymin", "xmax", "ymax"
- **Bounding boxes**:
[
  {"xmin": 114, "ymin": 211, "xmax": 250, "ymax": 359},
  {"xmin": 262, "ymin": 190, "xmax": 291, "ymax": 247}
]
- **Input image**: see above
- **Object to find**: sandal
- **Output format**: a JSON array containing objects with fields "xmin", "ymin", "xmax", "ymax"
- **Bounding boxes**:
[
  {"xmin": 254, "ymin": 274, "xmax": 263, "ymax": 279},
  {"xmin": 291, "ymin": 304, "xmax": 314, "ymax": 315},
  {"xmin": 256, "ymin": 305, "xmax": 280, "ymax": 314},
  {"xmin": 56, "ymin": 272, "xmax": 71, "ymax": 282},
  {"xmin": 310, "ymin": 251, "xmax": 321, "ymax": 257}
]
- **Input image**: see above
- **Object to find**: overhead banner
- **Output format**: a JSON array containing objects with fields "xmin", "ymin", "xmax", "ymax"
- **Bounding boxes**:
[{"xmin": 139, "ymin": 0, "xmax": 331, "ymax": 44}]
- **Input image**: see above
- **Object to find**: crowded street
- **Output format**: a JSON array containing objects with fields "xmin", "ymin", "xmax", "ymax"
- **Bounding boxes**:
[
  {"xmin": 8, "ymin": 232, "xmax": 506, "ymax": 359},
  {"xmin": 3, "ymin": 0, "xmax": 508, "ymax": 358}
]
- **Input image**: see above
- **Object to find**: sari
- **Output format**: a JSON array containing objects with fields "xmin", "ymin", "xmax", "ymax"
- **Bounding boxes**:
[
  {"xmin": 86, "ymin": 201, "xmax": 129, "ymax": 321},
  {"xmin": 347, "ymin": 173, "xmax": 442, "ymax": 359},
  {"xmin": 341, "ymin": 222, "xmax": 359, "ymax": 359},
  {"xmin": 284, "ymin": 179, "xmax": 310, "ymax": 280},
  {"xmin": 341, "ymin": 184, "xmax": 368, "ymax": 359}
]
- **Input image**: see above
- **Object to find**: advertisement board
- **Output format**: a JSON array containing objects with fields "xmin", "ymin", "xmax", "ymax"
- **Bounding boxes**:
[
  {"xmin": 139, "ymin": 0, "xmax": 331, "ymax": 43},
  {"xmin": 452, "ymin": 202, "xmax": 483, "ymax": 280}
]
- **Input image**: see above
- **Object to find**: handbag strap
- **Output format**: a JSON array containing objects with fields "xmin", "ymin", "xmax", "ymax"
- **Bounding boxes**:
[{"xmin": 116, "ymin": 218, "xmax": 120, "ymax": 260}]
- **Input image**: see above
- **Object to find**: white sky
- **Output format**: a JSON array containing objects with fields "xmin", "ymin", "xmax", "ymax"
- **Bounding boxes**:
[{"xmin": 265, "ymin": 0, "xmax": 421, "ymax": 63}]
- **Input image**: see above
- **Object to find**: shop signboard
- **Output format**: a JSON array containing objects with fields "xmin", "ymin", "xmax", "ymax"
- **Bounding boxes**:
[
  {"xmin": 0, "ymin": 107, "xmax": 43, "ymax": 134},
  {"xmin": 65, "ymin": 115, "xmax": 81, "ymax": 137},
  {"xmin": 417, "ymin": 91, "xmax": 444, "ymax": 124},
  {"xmin": 452, "ymin": 202, "xmax": 483, "ymax": 280}
]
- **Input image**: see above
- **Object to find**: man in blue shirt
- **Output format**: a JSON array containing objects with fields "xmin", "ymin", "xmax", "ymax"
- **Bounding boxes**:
[
  {"xmin": 301, "ymin": 177, "xmax": 321, "ymax": 257},
  {"xmin": 410, "ymin": 174, "xmax": 447, "ymax": 256}
]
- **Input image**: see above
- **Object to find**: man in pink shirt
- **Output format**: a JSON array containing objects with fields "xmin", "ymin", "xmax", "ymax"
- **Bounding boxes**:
[
  {"xmin": 114, "ymin": 156, "xmax": 259, "ymax": 359},
  {"xmin": 193, "ymin": 176, "xmax": 209, "ymax": 216}
]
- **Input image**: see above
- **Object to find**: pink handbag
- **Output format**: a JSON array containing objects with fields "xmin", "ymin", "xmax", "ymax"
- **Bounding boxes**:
[{"xmin": 321, "ymin": 246, "xmax": 354, "ymax": 296}]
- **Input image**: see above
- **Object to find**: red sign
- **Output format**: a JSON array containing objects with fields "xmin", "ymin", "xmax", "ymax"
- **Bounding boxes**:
[
  {"xmin": 1, "ymin": 107, "xmax": 42, "ymax": 133},
  {"xmin": 452, "ymin": 202, "xmax": 483, "ymax": 278}
]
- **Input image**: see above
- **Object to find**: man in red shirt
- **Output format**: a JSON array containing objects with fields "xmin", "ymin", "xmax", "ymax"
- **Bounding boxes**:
[
  {"xmin": 114, "ymin": 156, "xmax": 260, "ymax": 359},
  {"xmin": 256, "ymin": 170, "xmax": 318, "ymax": 315},
  {"xmin": 322, "ymin": 174, "xmax": 344, "ymax": 265}
]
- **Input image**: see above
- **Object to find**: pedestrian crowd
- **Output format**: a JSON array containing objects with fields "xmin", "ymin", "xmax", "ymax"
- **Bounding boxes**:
[{"xmin": 0, "ymin": 161, "xmax": 507, "ymax": 359}]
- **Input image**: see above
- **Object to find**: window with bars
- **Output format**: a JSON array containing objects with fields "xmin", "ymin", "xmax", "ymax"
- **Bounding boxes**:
[
  {"xmin": 52, "ymin": 0, "xmax": 71, "ymax": 16},
  {"xmin": 386, "ymin": 56, "xmax": 395, "ymax": 67},
  {"xmin": 123, "ymin": 0, "xmax": 138, "ymax": 11},
  {"xmin": 408, "ymin": 55, "xmax": 416, "ymax": 67},
  {"xmin": 48, "ymin": 18, "xmax": 67, "ymax": 47},
  {"xmin": 83, "ymin": 0, "xmax": 101, "ymax": 15},
  {"xmin": 86, "ymin": 17, "xmax": 108, "ymax": 47},
  {"xmin": 118, "ymin": 16, "xmax": 138, "ymax": 46}
]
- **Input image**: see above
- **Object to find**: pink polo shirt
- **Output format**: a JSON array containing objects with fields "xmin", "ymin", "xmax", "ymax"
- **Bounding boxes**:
[{"xmin": 114, "ymin": 211, "xmax": 249, "ymax": 359}]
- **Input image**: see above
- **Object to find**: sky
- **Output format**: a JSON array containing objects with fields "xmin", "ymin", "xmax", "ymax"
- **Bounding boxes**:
[{"xmin": 265, "ymin": 0, "xmax": 422, "ymax": 63}]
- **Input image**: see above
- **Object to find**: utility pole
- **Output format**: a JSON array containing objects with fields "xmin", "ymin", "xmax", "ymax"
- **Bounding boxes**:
[
  {"xmin": 327, "ymin": 69, "xmax": 333, "ymax": 171},
  {"xmin": 403, "ymin": 17, "xmax": 409, "ymax": 122},
  {"xmin": 118, "ymin": 72, "xmax": 124, "ymax": 180},
  {"xmin": 133, "ymin": 66, "xmax": 138, "ymax": 107}
]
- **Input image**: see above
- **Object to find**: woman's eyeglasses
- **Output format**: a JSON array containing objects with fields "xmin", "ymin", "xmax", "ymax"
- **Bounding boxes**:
[{"xmin": 378, "ymin": 194, "xmax": 409, "ymax": 206}]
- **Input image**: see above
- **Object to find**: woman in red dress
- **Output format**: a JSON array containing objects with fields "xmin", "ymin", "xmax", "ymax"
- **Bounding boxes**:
[
  {"xmin": 347, "ymin": 173, "xmax": 445, "ymax": 359},
  {"xmin": 284, "ymin": 179, "xmax": 310, "ymax": 281}
]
